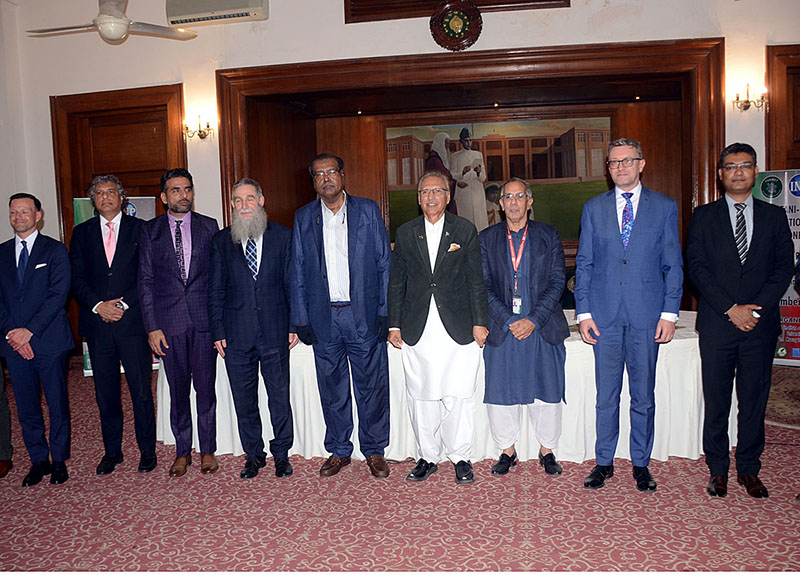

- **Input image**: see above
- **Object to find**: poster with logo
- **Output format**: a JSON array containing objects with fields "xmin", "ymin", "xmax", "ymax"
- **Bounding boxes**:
[{"xmin": 753, "ymin": 170, "xmax": 800, "ymax": 365}]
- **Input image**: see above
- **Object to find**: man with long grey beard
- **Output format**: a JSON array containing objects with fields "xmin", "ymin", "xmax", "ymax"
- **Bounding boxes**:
[{"xmin": 208, "ymin": 178, "xmax": 297, "ymax": 479}]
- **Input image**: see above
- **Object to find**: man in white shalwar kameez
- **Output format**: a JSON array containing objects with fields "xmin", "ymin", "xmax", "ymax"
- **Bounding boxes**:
[{"xmin": 450, "ymin": 128, "xmax": 489, "ymax": 232}]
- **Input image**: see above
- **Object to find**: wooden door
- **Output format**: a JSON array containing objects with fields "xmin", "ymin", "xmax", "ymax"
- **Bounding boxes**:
[{"xmin": 767, "ymin": 45, "xmax": 800, "ymax": 170}]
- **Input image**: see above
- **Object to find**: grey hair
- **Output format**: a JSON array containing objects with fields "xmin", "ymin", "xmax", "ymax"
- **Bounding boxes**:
[
  {"xmin": 499, "ymin": 177, "xmax": 532, "ymax": 198},
  {"xmin": 608, "ymin": 138, "xmax": 642, "ymax": 158},
  {"xmin": 417, "ymin": 170, "xmax": 450, "ymax": 192},
  {"xmin": 232, "ymin": 177, "xmax": 263, "ymax": 197},
  {"xmin": 89, "ymin": 174, "xmax": 126, "ymax": 201}
]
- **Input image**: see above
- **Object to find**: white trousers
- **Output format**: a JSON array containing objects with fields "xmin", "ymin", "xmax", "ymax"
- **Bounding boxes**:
[
  {"xmin": 406, "ymin": 391, "xmax": 475, "ymax": 463},
  {"xmin": 486, "ymin": 402, "xmax": 562, "ymax": 452}
]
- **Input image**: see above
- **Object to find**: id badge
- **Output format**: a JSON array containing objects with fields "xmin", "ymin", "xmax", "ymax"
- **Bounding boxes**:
[{"xmin": 512, "ymin": 295, "xmax": 522, "ymax": 314}]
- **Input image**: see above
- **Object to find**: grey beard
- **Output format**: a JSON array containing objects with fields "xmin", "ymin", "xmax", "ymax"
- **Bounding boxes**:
[{"xmin": 230, "ymin": 208, "xmax": 268, "ymax": 244}]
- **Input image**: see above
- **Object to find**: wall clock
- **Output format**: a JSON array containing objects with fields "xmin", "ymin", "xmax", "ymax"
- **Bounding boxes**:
[{"xmin": 430, "ymin": 1, "xmax": 483, "ymax": 52}]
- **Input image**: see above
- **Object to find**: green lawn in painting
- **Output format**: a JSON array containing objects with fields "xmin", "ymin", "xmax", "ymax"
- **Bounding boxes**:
[{"xmin": 388, "ymin": 180, "xmax": 608, "ymax": 242}]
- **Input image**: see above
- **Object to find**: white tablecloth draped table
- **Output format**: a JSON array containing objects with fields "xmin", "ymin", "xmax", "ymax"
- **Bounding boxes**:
[{"xmin": 156, "ymin": 310, "xmax": 736, "ymax": 463}]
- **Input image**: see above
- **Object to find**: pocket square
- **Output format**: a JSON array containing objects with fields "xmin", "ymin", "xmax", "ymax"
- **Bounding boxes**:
[
  {"xmin": 447, "ymin": 243, "xmax": 461, "ymax": 252},
  {"xmin": 35, "ymin": 263, "xmax": 47, "ymax": 269}
]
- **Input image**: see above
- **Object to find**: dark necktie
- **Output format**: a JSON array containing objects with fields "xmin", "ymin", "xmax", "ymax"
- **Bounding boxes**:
[
  {"xmin": 18, "ymin": 239, "xmax": 28, "ymax": 287},
  {"xmin": 735, "ymin": 203, "xmax": 747, "ymax": 265},
  {"xmin": 621, "ymin": 192, "xmax": 634, "ymax": 249},
  {"xmin": 246, "ymin": 237, "xmax": 258, "ymax": 280},
  {"xmin": 175, "ymin": 220, "xmax": 187, "ymax": 285}
]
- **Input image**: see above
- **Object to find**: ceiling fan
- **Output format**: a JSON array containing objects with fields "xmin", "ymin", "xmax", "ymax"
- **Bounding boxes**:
[{"xmin": 27, "ymin": 0, "xmax": 196, "ymax": 42}]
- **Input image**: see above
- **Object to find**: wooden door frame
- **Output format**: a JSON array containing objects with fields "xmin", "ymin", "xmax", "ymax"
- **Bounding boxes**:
[{"xmin": 766, "ymin": 44, "xmax": 800, "ymax": 170}]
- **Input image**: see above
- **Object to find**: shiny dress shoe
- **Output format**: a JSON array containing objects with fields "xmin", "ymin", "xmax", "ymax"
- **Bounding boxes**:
[
  {"xmin": 50, "ymin": 461, "xmax": 69, "ymax": 485},
  {"xmin": 274, "ymin": 457, "xmax": 293, "ymax": 478},
  {"xmin": 138, "ymin": 452, "xmax": 157, "ymax": 473},
  {"xmin": 96, "ymin": 453, "xmax": 123, "ymax": 476},
  {"xmin": 491, "ymin": 452, "xmax": 517, "ymax": 475},
  {"xmin": 200, "ymin": 453, "xmax": 219, "ymax": 475},
  {"xmin": 366, "ymin": 454, "xmax": 390, "ymax": 478},
  {"xmin": 538, "ymin": 451, "xmax": 563, "ymax": 476},
  {"xmin": 22, "ymin": 461, "xmax": 51, "ymax": 487},
  {"xmin": 241, "ymin": 457, "xmax": 266, "ymax": 479},
  {"xmin": 169, "ymin": 455, "xmax": 192, "ymax": 478},
  {"xmin": 737, "ymin": 474, "xmax": 769, "ymax": 498},
  {"xmin": 319, "ymin": 455, "xmax": 351, "ymax": 477},
  {"xmin": 633, "ymin": 466, "xmax": 657, "ymax": 492},
  {"xmin": 706, "ymin": 474, "xmax": 728, "ymax": 497},
  {"xmin": 584, "ymin": 464, "xmax": 614, "ymax": 489},
  {"xmin": 406, "ymin": 458, "xmax": 438, "ymax": 482},
  {"xmin": 454, "ymin": 460, "xmax": 475, "ymax": 484},
  {"xmin": 0, "ymin": 459, "xmax": 12, "ymax": 479}
]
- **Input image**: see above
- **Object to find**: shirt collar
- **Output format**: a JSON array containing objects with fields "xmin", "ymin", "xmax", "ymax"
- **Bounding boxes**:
[
  {"xmin": 724, "ymin": 193, "xmax": 753, "ymax": 209},
  {"xmin": 320, "ymin": 191, "xmax": 347, "ymax": 219},
  {"xmin": 168, "ymin": 211, "xmax": 191, "ymax": 227},
  {"xmin": 615, "ymin": 182, "xmax": 642, "ymax": 198},
  {"xmin": 100, "ymin": 211, "xmax": 123, "ymax": 228},
  {"xmin": 16, "ymin": 229, "xmax": 38, "ymax": 247}
]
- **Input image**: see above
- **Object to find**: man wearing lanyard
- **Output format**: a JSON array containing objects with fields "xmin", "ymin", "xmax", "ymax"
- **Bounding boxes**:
[{"xmin": 480, "ymin": 178, "xmax": 570, "ymax": 476}]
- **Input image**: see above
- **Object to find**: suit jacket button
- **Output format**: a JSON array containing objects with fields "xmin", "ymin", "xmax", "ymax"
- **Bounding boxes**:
[
  {"xmin": 622, "ymin": 260, "xmax": 628, "ymax": 264},
  {"xmin": 107, "ymin": 272, "xmax": 113, "ymax": 277},
  {"xmin": 431, "ymin": 282, "xmax": 436, "ymax": 288}
]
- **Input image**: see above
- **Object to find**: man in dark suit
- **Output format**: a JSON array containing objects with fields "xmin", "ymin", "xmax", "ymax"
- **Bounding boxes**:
[
  {"xmin": 574, "ymin": 138, "xmax": 683, "ymax": 492},
  {"xmin": 0, "ymin": 193, "xmax": 73, "ymax": 486},
  {"xmin": 388, "ymin": 170, "xmax": 489, "ymax": 484},
  {"xmin": 209, "ymin": 178, "xmax": 297, "ymax": 479},
  {"xmin": 291, "ymin": 154, "xmax": 392, "ymax": 479},
  {"xmin": 70, "ymin": 175, "xmax": 157, "ymax": 477},
  {"xmin": 480, "ymin": 178, "xmax": 570, "ymax": 477},
  {"xmin": 139, "ymin": 168, "xmax": 219, "ymax": 477},
  {"xmin": 686, "ymin": 142, "xmax": 794, "ymax": 499}
]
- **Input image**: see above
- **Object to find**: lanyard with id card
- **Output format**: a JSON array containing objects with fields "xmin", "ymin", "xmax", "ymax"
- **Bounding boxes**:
[{"xmin": 507, "ymin": 224, "xmax": 528, "ymax": 315}]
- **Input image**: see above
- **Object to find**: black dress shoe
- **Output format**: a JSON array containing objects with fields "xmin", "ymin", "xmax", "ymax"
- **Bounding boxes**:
[
  {"xmin": 50, "ymin": 461, "xmax": 69, "ymax": 485},
  {"xmin": 538, "ymin": 451, "xmax": 563, "ymax": 476},
  {"xmin": 96, "ymin": 453, "xmax": 123, "ymax": 476},
  {"xmin": 584, "ymin": 464, "xmax": 614, "ymax": 489},
  {"xmin": 22, "ymin": 461, "xmax": 51, "ymax": 487},
  {"xmin": 633, "ymin": 466, "xmax": 657, "ymax": 492},
  {"xmin": 737, "ymin": 474, "xmax": 769, "ymax": 498},
  {"xmin": 706, "ymin": 474, "xmax": 728, "ymax": 497},
  {"xmin": 491, "ymin": 452, "xmax": 517, "ymax": 475},
  {"xmin": 241, "ymin": 457, "xmax": 266, "ymax": 479},
  {"xmin": 274, "ymin": 457, "xmax": 293, "ymax": 478},
  {"xmin": 454, "ymin": 460, "xmax": 475, "ymax": 484},
  {"xmin": 138, "ymin": 452, "xmax": 157, "ymax": 473},
  {"xmin": 406, "ymin": 458, "xmax": 438, "ymax": 482}
]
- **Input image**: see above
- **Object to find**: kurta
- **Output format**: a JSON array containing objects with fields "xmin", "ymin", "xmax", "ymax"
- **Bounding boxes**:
[
  {"xmin": 483, "ymin": 227, "xmax": 566, "ymax": 405},
  {"xmin": 450, "ymin": 148, "xmax": 489, "ymax": 231}
]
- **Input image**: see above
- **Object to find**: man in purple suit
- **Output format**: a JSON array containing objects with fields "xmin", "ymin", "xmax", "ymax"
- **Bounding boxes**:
[{"xmin": 139, "ymin": 168, "xmax": 220, "ymax": 478}]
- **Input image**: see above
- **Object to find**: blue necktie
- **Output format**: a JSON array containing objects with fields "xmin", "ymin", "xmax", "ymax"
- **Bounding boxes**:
[
  {"xmin": 246, "ymin": 237, "xmax": 258, "ymax": 280},
  {"xmin": 17, "ymin": 239, "xmax": 28, "ymax": 287},
  {"xmin": 621, "ymin": 192, "xmax": 634, "ymax": 249}
]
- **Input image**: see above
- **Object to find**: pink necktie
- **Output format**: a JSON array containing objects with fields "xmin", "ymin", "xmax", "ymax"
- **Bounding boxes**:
[{"xmin": 104, "ymin": 221, "xmax": 116, "ymax": 266}]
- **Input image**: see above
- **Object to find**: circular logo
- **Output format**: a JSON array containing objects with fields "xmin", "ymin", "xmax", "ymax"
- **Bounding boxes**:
[
  {"xmin": 124, "ymin": 202, "xmax": 137, "ymax": 217},
  {"xmin": 776, "ymin": 346, "xmax": 788, "ymax": 358},
  {"xmin": 790, "ymin": 174, "xmax": 800, "ymax": 198},
  {"xmin": 760, "ymin": 175, "xmax": 783, "ymax": 199}
]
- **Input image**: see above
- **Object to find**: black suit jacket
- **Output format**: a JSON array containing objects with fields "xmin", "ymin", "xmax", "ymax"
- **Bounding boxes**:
[
  {"xmin": 70, "ymin": 214, "xmax": 146, "ymax": 338},
  {"xmin": 388, "ymin": 212, "xmax": 488, "ymax": 346},
  {"xmin": 686, "ymin": 196, "xmax": 794, "ymax": 338}
]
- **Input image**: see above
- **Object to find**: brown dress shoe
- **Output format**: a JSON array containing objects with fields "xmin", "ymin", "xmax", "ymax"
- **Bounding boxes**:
[
  {"xmin": 706, "ymin": 474, "xmax": 728, "ymax": 497},
  {"xmin": 737, "ymin": 474, "xmax": 769, "ymax": 498},
  {"xmin": 169, "ymin": 455, "xmax": 192, "ymax": 478},
  {"xmin": 200, "ymin": 453, "xmax": 218, "ymax": 474},
  {"xmin": 366, "ymin": 454, "xmax": 390, "ymax": 478},
  {"xmin": 0, "ymin": 460, "xmax": 12, "ymax": 479},
  {"xmin": 319, "ymin": 455, "xmax": 351, "ymax": 477}
]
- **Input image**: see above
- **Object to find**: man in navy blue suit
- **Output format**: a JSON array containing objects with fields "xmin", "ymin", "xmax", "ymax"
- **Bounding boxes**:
[
  {"xmin": 291, "ymin": 154, "xmax": 392, "ymax": 479},
  {"xmin": 209, "ymin": 178, "xmax": 297, "ymax": 480},
  {"xmin": 0, "ymin": 193, "xmax": 74, "ymax": 487},
  {"xmin": 574, "ymin": 138, "xmax": 683, "ymax": 492},
  {"xmin": 139, "ymin": 168, "xmax": 220, "ymax": 478}
]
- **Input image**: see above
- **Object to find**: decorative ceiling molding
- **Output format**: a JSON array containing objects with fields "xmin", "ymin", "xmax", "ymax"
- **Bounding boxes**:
[{"xmin": 344, "ymin": 0, "xmax": 570, "ymax": 24}]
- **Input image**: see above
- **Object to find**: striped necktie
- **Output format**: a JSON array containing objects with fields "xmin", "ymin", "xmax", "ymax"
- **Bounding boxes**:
[
  {"xmin": 621, "ymin": 192, "xmax": 634, "ymax": 249},
  {"xmin": 246, "ymin": 237, "xmax": 258, "ymax": 280},
  {"xmin": 735, "ymin": 203, "xmax": 747, "ymax": 265}
]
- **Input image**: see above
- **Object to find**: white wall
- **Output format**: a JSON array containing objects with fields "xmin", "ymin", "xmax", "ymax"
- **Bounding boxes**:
[{"xmin": 8, "ymin": 0, "xmax": 800, "ymax": 237}]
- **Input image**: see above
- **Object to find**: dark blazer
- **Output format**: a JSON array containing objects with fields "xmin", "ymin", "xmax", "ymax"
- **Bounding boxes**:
[
  {"xmin": 291, "ymin": 195, "xmax": 391, "ymax": 342},
  {"xmin": 574, "ymin": 186, "xmax": 683, "ymax": 330},
  {"xmin": 0, "ymin": 234, "xmax": 74, "ymax": 356},
  {"xmin": 480, "ymin": 220, "xmax": 570, "ymax": 347},
  {"xmin": 686, "ymin": 196, "xmax": 794, "ymax": 338},
  {"xmin": 70, "ymin": 214, "xmax": 146, "ymax": 338},
  {"xmin": 138, "ymin": 212, "xmax": 219, "ymax": 336},
  {"xmin": 388, "ymin": 212, "xmax": 488, "ymax": 346},
  {"xmin": 208, "ymin": 222, "xmax": 292, "ymax": 350}
]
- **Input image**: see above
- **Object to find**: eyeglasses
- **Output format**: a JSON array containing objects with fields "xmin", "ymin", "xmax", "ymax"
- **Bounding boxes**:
[
  {"xmin": 312, "ymin": 168, "xmax": 341, "ymax": 181},
  {"xmin": 607, "ymin": 157, "xmax": 641, "ymax": 169},
  {"xmin": 502, "ymin": 192, "xmax": 529, "ymax": 201},
  {"xmin": 721, "ymin": 162, "xmax": 755, "ymax": 172},
  {"xmin": 419, "ymin": 188, "xmax": 448, "ymax": 197}
]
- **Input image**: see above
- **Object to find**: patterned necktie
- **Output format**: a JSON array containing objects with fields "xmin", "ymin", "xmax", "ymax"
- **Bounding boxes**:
[
  {"xmin": 246, "ymin": 237, "xmax": 258, "ymax": 280},
  {"xmin": 735, "ymin": 202, "xmax": 748, "ymax": 265},
  {"xmin": 18, "ymin": 239, "xmax": 28, "ymax": 287},
  {"xmin": 175, "ymin": 220, "xmax": 187, "ymax": 285},
  {"xmin": 104, "ymin": 221, "xmax": 116, "ymax": 267},
  {"xmin": 621, "ymin": 192, "xmax": 634, "ymax": 249}
]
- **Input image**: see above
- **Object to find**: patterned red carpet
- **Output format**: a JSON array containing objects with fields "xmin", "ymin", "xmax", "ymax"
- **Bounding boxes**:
[{"xmin": 1, "ymin": 359, "xmax": 799, "ymax": 571}]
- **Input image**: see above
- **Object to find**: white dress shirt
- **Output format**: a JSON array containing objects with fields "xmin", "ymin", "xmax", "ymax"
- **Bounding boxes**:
[{"xmin": 322, "ymin": 192, "xmax": 350, "ymax": 302}]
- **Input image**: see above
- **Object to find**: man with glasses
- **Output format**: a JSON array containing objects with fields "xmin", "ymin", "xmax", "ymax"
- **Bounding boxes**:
[
  {"xmin": 291, "ymin": 154, "xmax": 392, "ymax": 479},
  {"xmin": 686, "ymin": 142, "xmax": 793, "ymax": 498},
  {"xmin": 479, "ymin": 178, "xmax": 570, "ymax": 477},
  {"xmin": 388, "ymin": 170, "xmax": 488, "ymax": 484},
  {"xmin": 574, "ymin": 138, "xmax": 683, "ymax": 492}
]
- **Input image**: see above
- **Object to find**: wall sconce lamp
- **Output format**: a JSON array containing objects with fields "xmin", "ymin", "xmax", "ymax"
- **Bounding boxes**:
[
  {"xmin": 184, "ymin": 116, "xmax": 214, "ymax": 139},
  {"xmin": 733, "ymin": 84, "xmax": 767, "ymax": 112}
]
